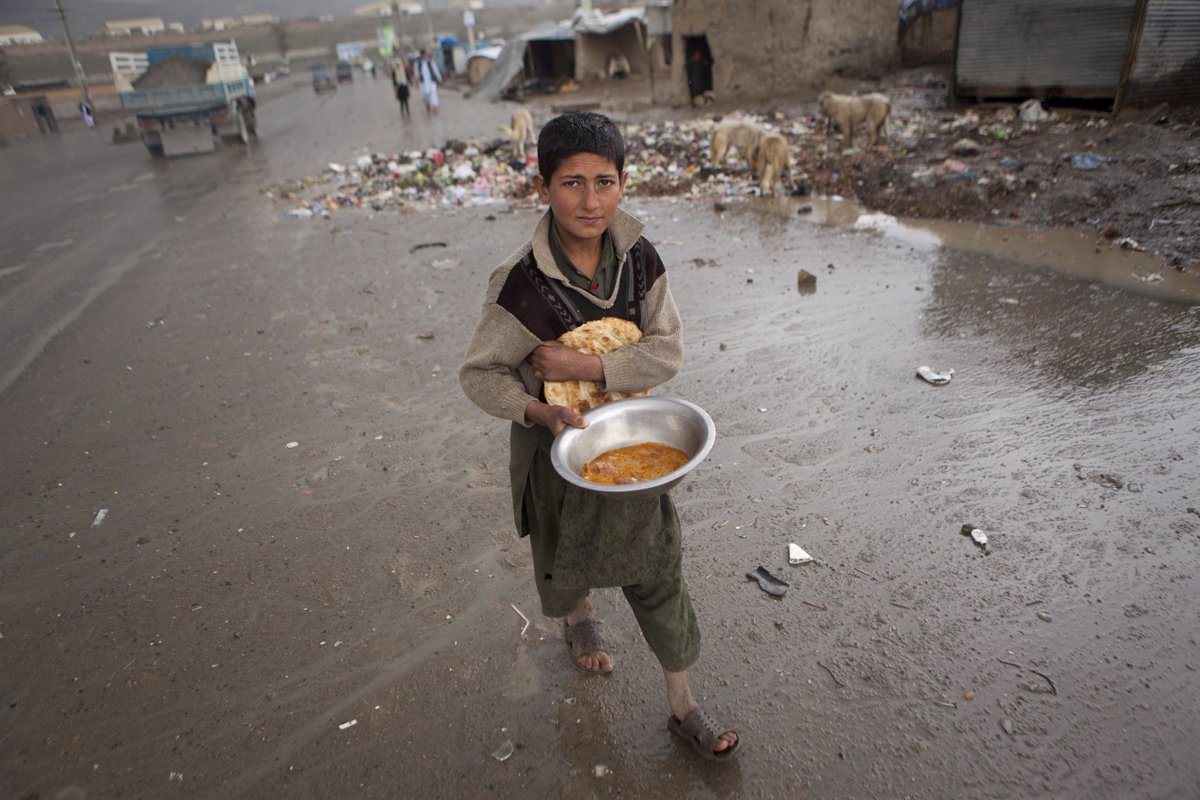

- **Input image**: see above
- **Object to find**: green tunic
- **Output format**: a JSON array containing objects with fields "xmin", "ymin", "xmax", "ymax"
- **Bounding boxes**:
[{"xmin": 509, "ymin": 215, "xmax": 685, "ymax": 592}]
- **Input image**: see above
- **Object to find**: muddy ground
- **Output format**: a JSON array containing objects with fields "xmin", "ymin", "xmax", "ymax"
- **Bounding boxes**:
[{"xmin": 2, "ymin": 73, "xmax": 1200, "ymax": 799}]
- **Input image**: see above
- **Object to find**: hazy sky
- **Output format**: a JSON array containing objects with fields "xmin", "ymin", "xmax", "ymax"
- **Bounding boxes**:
[{"xmin": 1, "ymin": 0, "xmax": 494, "ymax": 37}]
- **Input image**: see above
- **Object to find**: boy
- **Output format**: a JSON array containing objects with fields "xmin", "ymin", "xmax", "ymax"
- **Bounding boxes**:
[{"xmin": 460, "ymin": 113, "xmax": 739, "ymax": 761}]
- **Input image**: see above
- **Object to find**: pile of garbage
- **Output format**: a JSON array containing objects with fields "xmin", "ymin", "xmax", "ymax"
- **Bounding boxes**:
[
  {"xmin": 264, "ymin": 140, "xmax": 539, "ymax": 218},
  {"xmin": 266, "ymin": 99, "xmax": 1116, "ymax": 220},
  {"xmin": 266, "ymin": 115, "xmax": 825, "ymax": 220}
]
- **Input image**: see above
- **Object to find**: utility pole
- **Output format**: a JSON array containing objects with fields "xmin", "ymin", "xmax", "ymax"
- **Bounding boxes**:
[
  {"xmin": 53, "ymin": 0, "xmax": 92, "ymax": 109},
  {"xmin": 421, "ymin": 0, "xmax": 435, "ymax": 49}
]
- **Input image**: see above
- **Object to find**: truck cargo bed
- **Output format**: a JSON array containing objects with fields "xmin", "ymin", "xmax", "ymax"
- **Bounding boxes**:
[{"xmin": 119, "ymin": 78, "xmax": 252, "ymax": 116}]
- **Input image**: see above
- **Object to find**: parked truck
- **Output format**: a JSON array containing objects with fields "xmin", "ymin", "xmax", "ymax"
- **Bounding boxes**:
[{"xmin": 111, "ymin": 41, "xmax": 256, "ymax": 157}]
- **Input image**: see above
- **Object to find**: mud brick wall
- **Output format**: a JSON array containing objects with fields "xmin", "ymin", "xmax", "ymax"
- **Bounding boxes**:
[{"xmin": 669, "ymin": 0, "xmax": 900, "ymax": 102}]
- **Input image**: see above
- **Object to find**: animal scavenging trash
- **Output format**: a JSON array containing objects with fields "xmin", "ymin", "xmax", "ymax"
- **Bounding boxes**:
[{"xmin": 746, "ymin": 566, "xmax": 790, "ymax": 597}]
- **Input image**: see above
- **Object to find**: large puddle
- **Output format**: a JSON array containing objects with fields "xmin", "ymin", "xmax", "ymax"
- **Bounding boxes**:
[{"xmin": 747, "ymin": 195, "xmax": 1200, "ymax": 305}]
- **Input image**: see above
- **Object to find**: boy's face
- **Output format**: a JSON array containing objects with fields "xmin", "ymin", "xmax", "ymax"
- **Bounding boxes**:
[{"xmin": 535, "ymin": 153, "xmax": 627, "ymax": 249}]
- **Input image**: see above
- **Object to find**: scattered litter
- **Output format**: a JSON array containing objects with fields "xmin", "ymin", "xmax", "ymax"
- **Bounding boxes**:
[
  {"xmin": 964, "ymin": 690, "xmax": 977, "ymax": 701},
  {"xmin": 1068, "ymin": 153, "xmax": 1111, "ymax": 171},
  {"xmin": 1019, "ymin": 99, "xmax": 1053, "ymax": 124},
  {"xmin": 169, "ymin": 772, "xmax": 183, "ymax": 782},
  {"xmin": 817, "ymin": 660, "xmax": 846, "ymax": 687},
  {"xmin": 998, "ymin": 297, "xmax": 1020, "ymax": 305},
  {"xmin": 285, "ymin": 441, "xmax": 299, "ymax": 449},
  {"xmin": 802, "ymin": 600, "xmax": 828, "ymax": 611},
  {"xmin": 1036, "ymin": 611, "xmax": 1052, "ymax": 623},
  {"xmin": 491, "ymin": 740, "xmax": 515, "ymax": 762},
  {"xmin": 510, "ymin": 604, "xmax": 531, "ymax": 640},
  {"xmin": 338, "ymin": 719, "xmax": 357, "ymax": 730},
  {"xmin": 431, "ymin": 258, "xmax": 461, "ymax": 271},
  {"xmin": 1116, "ymin": 237, "xmax": 1145, "ymax": 251},
  {"xmin": 916, "ymin": 366, "xmax": 955, "ymax": 385},
  {"xmin": 796, "ymin": 205, "xmax": 813, "ymax": 214},
  {"xmin": 593, "ymin": 765, "xmax": 611, "ymax": 778},
  {"xmin": 746, "ymin": 566, "xmax": 790, "ymax": 597},
  {"xmin": 796, "ymin": 269, "xmax": 817, "ymax": 291},
  {"xmin": 960, "ymin": 524, "xmax": 989, "ymax": 554},
  {"xmin": 410, "ymin": 241, "xmax": 448, "ymax": 253},
  {"xmin": 950, "ymin": 138, "xmax": 982, "ymax": 157},
  {"xmin": 91, "ymin": 509, "xmax": 108, "ymax": 527},
  {"xmin": 788, "ymin": 543, "xmax": 813, "ymax": 565}
]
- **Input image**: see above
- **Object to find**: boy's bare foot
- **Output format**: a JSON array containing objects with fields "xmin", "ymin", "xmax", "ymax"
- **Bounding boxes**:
[{"xmin": 564, "ymin": 597, "xmax": 614, "ymax": 673}]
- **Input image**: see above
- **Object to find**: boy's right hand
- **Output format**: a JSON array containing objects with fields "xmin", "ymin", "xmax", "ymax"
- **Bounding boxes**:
[{"xmin": 525, "ymin": 400, "xmax": 587, "ymax": 435}]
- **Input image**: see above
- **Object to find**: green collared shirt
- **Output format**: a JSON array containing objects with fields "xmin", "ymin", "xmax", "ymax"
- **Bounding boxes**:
[{"xmin": 548, "ymin": 215, "xmax": 618, "ymax": 300}]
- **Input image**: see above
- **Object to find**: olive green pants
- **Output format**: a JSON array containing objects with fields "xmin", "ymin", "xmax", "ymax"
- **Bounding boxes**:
[{"xmin": 520, "ymin": 448, "xmax": 700, "ymax": 673}]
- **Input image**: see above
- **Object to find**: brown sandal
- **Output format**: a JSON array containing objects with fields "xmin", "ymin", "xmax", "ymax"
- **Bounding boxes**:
[
  {"xmin": 564, "ymin": 618, "xmax": 612, "ymax": 676},
  {"xmin": 669, "ymin": 707, "xmax": 740, "ymax": 761}
]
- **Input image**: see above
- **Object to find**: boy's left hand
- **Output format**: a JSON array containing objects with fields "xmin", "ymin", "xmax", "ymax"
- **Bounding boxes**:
[{"xmin": 530, "ymin": 341, "xmax": 604, "ymax": 383}]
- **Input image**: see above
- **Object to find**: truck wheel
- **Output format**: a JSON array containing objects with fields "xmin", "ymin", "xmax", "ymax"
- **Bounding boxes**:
[
  {"xmin": 146, "ymin": 142, "xmax": 165, "ymax": 157},
  {"xmin": 244, "ymin": 108, "xmax": 258, "ymax": 138}
]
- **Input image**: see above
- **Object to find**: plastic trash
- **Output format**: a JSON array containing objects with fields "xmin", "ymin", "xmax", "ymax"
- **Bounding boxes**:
[
  {"xmin": 491, "ymin": 740, "xmax": 515, "ymax": 762},
  {"xmin": 91, "ymin": 509, "xmax": 108, "ymax": 527},
  {"xmin": 746, "ymin": 566, "xmax": 790, "ymax": 597},
  {"xmin": 338, "ymin": 719, "xmax": 357, "ymax": 730},
  {"xmin": 960, "ymin": 524, "xmax": 989, "ymax": 554},
  {"xmin": 916, "ymin": 366, "xmax": 954, "ymax": 385},
  {"xmin": 788, "ymin": 543, "xmax": 813, "ymax": 565},
  {"xmin": 1018, "ymin": 99, "xmax": 1052, "ymax": 124},
  {"xmin": 1068, "ymin": 153, "xmax": 1111, "ymax": 171}
]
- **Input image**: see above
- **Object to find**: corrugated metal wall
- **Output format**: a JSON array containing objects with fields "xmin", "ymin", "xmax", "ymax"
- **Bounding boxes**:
[
  {"xmin": 1121, "ymin": 0, "xmax": 1200, "ymax": 108},
  {"xmin": 955, "ymin": 0, "xmax": 1137, "ymax": 99}
]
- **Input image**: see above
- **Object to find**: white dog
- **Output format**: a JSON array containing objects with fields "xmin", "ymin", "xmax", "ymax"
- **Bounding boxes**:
[
  {"xmin": 817, "ymin": 91, "xmax": 890, "ymax": 149},
  {"xmin": 503, "ymin": 107, "xmax": 535, "ymax": 159},
  {"xmin": 754, "ymin": 133, "xmax": 790, "ymax": 196},
  {"xmin": 710, "ymin": 120, "xmax": 768, "ymax": 166}
]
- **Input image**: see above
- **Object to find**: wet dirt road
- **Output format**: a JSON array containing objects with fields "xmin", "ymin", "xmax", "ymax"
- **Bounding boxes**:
[{"xmin": 2, "ymin": 79, "xmax": 1199, "ymax": 800}]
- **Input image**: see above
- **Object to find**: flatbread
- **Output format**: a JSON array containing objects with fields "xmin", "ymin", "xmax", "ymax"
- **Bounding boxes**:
[{"xmin": 543, "ymin": 317, "xmax": 649, "ymax": 413}]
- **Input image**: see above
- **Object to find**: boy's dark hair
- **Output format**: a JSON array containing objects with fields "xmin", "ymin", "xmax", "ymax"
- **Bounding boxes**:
[{"xmin": 537, "ymin": 112, "xmax": 625, "ymax": 180}]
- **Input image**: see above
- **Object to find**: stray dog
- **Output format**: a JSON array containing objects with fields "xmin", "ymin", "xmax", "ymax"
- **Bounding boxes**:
[
  {"xmin": 710, "ymin": 120, "xmax": 767, "ymax": 167},
  {"xmin": 818, "ymin": 91, "xmax": 890, "ymax": 149},
  {"xmin": 503, "ymin": 107, "xmax": 535, "ymax": 159},
  {"xmin": 754, "ymin": 133, "xmax": 790, "ymax": 196}
]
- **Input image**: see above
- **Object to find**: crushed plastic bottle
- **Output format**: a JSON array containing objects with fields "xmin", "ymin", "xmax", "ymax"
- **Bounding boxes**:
[
  {"xmin": 960, "ymin": 523, "xmax": 989, "ymax": 554},
  {"xmin": 917, "ymin": 366, "xmax": 955, "ymax": 385}
]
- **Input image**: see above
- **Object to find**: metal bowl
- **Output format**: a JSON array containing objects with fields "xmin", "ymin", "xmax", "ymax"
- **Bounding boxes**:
[{"xmin": 550, "ymin": 396, "xmax": 717, "ymax": 500}]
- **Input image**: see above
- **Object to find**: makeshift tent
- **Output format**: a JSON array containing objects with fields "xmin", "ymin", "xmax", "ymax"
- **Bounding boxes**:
[
  {"xmin": 573, "ymin": 8, "xmax": 648, "ymax": 80},
  {"xmin": 466, "ymin": 45, "xmax": 504, "ymax": 86},
  {"xmin": 472, "ymin": 21, "xmax": 575, "ymax": 101}
]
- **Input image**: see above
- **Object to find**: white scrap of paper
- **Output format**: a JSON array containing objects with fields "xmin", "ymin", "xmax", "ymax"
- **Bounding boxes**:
[
  {"xmin": 92, "ymin": 509, "xmax": 108, "ymax": 527},
  {"xmin": 788, "ymin": 543, "xmax": 813, "ymax": 565},
  {"xmin": 338, "ymin": 719, "xmax": 357, "ymax": 730}
]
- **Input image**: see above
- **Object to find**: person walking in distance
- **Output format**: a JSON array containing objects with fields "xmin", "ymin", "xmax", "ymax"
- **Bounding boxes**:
[
  {"xmin": 415, "ymin": 49, "xmax": 442, "ymax": 116},
  {"xmin": 392, "ymin": 58, "xmax": 411, "ymax": 120}
]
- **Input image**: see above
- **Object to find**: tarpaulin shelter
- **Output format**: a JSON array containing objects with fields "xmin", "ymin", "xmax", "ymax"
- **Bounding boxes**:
[
  {"xmin": 573, "ymin": 8, "xmax": 649, "ymax": 80},
  {"xmin": 472, "ymin": 21, "xmax": 576, "ymax": 101}
]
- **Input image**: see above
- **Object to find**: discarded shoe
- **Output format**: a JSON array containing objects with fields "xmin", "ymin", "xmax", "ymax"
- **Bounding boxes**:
[{"xmin": 746, "ymin": 566, "xmax": 790, "ymax": 597}]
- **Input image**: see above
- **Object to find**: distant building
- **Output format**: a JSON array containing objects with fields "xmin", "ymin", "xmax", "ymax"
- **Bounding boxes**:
[
  {"xmin": 0, "ymin": 24, "xmax": 44, "ymax": 46},
  {"xmin": 104, "ymin": 18, "xmax": 166, "ymax": 36},
  {"xmin": 352, "ymin": 1, "xmax": 400, "ymax": 16},
  {"xmin": 202, "ymin": 18, "xmax": 241, "ymax": 32},
  {"xmin": 167, "ymin": 22, "xmax": 186, "ymax": 34},
  {"xmin": 241, "ymin": 14, "xmax": 280, "ymax": 26}
]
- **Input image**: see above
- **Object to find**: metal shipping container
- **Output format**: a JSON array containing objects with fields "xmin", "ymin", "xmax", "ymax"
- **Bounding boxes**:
[
  {"xmin": 1117, "ymin": 0, "xmax": 1200, "ymax": 108},
  {"xmin": 955, "ymin": 0, "xmax": 1138, "ymax": 100}
]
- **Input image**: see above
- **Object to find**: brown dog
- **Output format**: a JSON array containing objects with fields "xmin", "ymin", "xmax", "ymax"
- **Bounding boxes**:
[
  {"xmin": 710, "ymin": 120, "xmax": 768, "ymax": 166},
  {"xmin": 754, "ymin": 133, "xmax": 790, "ymax": 196},
  {"xmin": 818, "ymin": 91, "xmax": 890, "ymax": 149},
  {"xmin": 503, "ymin": 107, "xmax": 535, "ymax": 159}
]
